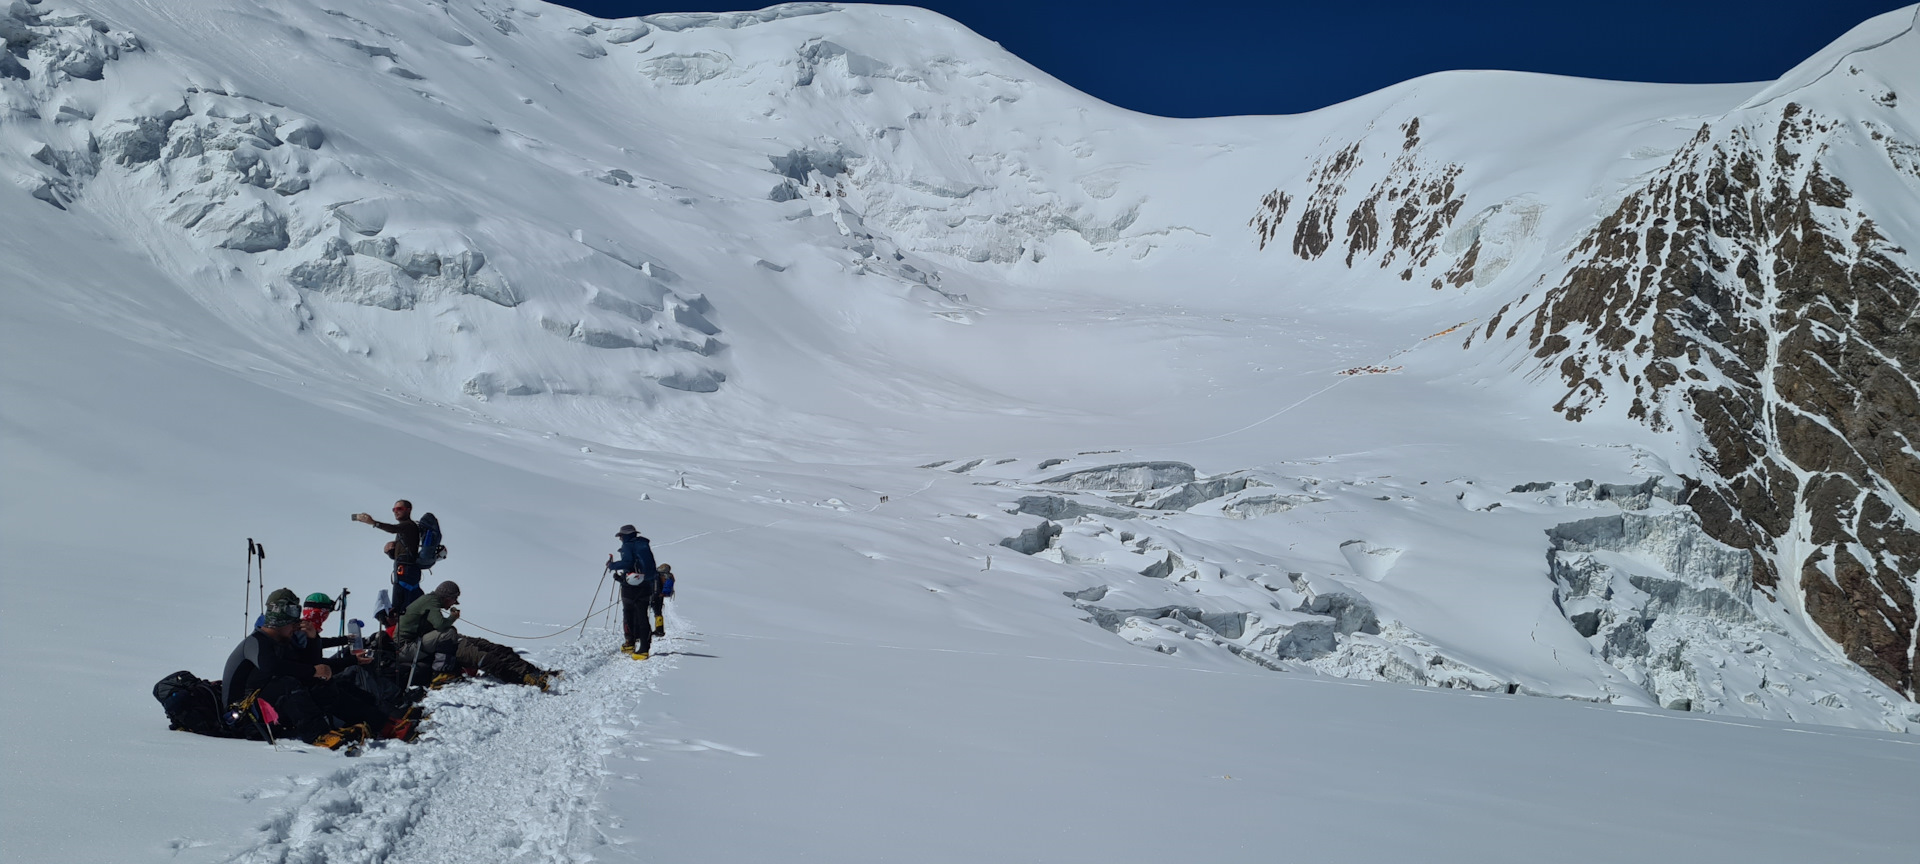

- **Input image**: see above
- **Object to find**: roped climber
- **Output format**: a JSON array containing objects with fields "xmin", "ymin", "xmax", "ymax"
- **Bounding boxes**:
[{"xmin": 610, "ymin": 524, "xmax": 660, "ymax": 659}]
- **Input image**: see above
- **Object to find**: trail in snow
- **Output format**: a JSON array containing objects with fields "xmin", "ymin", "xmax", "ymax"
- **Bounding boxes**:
[
  {"xmin": 1161, "ymin": 320, "xmax": 1468, "ymax": 447},
  {"xmin": 224, "ymin": 622, "xmax": 681, "ymax": 864}
]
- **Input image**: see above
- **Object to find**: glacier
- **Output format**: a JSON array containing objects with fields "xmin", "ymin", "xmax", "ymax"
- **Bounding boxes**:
[{"xmin": 3, "ymin": 1, "xmax": 1918, "ymax": 862}]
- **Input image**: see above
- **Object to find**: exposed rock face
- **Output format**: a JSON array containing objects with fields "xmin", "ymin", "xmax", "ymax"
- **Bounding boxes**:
[
  {"xmin": 1251, "ymin": 118, "xmax": 1471, "ymax": 285},
  {"xmin": 1524, "ymin": 100, "xmax": 1920, "ymax": 699}
]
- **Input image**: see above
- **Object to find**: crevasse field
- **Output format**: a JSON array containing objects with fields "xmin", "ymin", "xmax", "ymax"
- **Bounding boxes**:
[{"xmin": 2, "ymin": 1, "xmax": 1918, "ymax": 862}]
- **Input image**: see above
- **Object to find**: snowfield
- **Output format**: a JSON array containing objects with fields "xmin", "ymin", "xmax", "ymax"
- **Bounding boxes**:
[{"xmin": 3, "ymin": 1, "xmax": 1918, "ymax": 862}]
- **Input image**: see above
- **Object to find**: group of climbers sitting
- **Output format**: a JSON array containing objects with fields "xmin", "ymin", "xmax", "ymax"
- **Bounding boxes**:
[
  {"xmin": 152, "ymin": 508, "xmax": 671, "ymax": 751},
  {"xmin": 158, "ymin": 579, "xmax": 558, "ymax": 751},
  {"xmin": 217, "ymin": 588, "xmax": 413, "ymax": 748}
]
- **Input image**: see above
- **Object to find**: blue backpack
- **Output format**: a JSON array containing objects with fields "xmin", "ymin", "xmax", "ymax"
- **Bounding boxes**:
[{"xmin": 418, "ymin": 512, "xmax": 446, "ymax": 568}]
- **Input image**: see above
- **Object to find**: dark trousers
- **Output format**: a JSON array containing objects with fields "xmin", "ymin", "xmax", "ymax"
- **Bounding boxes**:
[
  {"xmin": 391, "ymin": 561, "xmax": 423, "ymax": 613},
  {"xmin": 622, "ymin": 592, "xmax": 655, "ymax": 653},
  {"xmin": 258, "ymin": 676, "xmax": 387, "ymax": 743}
]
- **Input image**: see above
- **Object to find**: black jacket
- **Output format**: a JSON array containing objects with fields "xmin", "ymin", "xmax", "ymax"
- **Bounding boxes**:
[
  {"xmin": 373, "ymin": 516, "xmax": 420, "ymax": 563},
  {"xmin": 294, "ymin": 630, "xmax": 357, "ymax": 673},
  {"xmin": 613, "ymin": 535, "xmax": 660, "ymax": 597},
  {"xmin": 221, "ymin": 630, "xmax": 318, "ymax": 706}
]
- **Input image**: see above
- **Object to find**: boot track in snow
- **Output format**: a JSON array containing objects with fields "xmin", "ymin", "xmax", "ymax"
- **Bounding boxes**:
[{"xmin": 224, "ymin": 630, "xmax": 675, "ymax": 863}]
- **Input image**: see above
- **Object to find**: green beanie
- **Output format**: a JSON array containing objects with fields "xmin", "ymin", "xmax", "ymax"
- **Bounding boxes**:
[{"xmin": 303, "ymin": 592, "xmax": 335, "ymax": 610}]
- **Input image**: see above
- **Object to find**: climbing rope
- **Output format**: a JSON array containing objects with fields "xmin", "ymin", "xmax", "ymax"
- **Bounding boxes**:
[
  {"xmin": 578, "ymin": 564, "xmax": 611, "ymax": 639},
  {"xmin": 459, "ymin": 599, "xmax": 620, "ymax": 640}
]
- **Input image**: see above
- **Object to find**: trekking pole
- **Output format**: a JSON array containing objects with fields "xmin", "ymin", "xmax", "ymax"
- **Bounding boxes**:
[
  {"xmin": 245, "ymin": 538, "xmax": 255, "ymax": 636},
  {"xmin": 255, "ymin": 542, "xmax": 267, "ymax": 620},
  {"xmin": 579, "ymin": 563, "xmax": 611, "ymax": 639},
  {"xmin": 404, "ymin": 641, "xmax": 425, "ymax": 692},
  {"xmin": 335, "ymin": 587, "xmax": 352, "ymax": 657}
]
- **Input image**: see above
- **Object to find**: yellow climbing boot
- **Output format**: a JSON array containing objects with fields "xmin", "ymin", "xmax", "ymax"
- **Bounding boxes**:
[{"xmin": 314, "ymin": 723, "xmax": 371, "ymax": 751}]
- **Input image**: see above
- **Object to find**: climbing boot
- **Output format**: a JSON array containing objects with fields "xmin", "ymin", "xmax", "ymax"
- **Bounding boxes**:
[
  {"xmin": 653, "ymin": 616, "xmax": 666, "ymax": 637},
  {"xmin": 629, "ymin": 651, "xmax": 649, "ymax": 660},
  {"xmin": 619, "ymin": 642, "xmax": 634, "ymax": 654},
  {"xmin": 428, "ymin": 672, "xmax": 460, "ymax": 690},
  {"xmin": 314, "ymin": 722, "xmax": 371, "ymax": 751},
  {"xmin": 522, "ymin": 671, "xmax": 551, "ymax": 691}
]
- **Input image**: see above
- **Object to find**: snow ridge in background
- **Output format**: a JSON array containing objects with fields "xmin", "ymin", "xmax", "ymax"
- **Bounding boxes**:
[{"xmin": 4, "ymin": 1, "xmax": 1920, "ymax": 862}]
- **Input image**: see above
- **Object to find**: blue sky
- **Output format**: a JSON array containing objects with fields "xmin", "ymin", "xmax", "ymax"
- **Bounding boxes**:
[{"xmin": 554, "ymin": 1, "xmax": 1911, "ymax": 117}]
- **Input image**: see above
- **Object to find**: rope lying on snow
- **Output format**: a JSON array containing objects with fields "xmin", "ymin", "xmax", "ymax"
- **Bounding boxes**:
[{"xmin": 459, "ymin": 599, "xmax": 620, "ymax": 640}]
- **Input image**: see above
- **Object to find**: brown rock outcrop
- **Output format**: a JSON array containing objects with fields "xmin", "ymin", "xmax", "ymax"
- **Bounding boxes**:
[{"xmin": 1523, "ymin": 102, "xmax": 1920, "ymax": 698}]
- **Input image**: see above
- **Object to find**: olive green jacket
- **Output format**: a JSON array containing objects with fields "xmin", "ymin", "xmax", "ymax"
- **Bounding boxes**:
[{"xmin": 395, "ymin": 593, "xmax": 454, "ymax": 642}]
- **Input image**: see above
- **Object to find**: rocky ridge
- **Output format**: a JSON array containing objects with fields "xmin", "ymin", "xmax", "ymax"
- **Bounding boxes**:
[{"xmin": 1518, "ymin": 25, "xmax": 1920, "ymax": 698}]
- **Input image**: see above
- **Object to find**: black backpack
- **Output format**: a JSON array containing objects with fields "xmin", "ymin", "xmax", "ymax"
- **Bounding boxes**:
[{"xmin": 152, "ymin": 671, "xmax": 254, "ymax": 739}]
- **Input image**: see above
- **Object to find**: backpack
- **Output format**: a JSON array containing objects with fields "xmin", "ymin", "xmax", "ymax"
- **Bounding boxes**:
[
  {"xmin": 152, "ymin": 671, "xmax": 255, "ymax": 738},
  {"xmin": 660, "ymin": 571, "xmax": 675, "ymax": 598},
  {"xmin": 418, "ymin": 512, "xmax": 446, "ymax": 568}
]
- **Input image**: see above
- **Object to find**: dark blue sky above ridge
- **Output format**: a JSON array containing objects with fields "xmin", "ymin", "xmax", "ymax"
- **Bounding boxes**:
[{"xmin": 552, "ymin": 1, "xmax": 1913, "ymax": 117}]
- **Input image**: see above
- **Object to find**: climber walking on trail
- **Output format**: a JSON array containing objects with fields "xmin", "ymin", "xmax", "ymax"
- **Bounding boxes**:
[
  {"xmin": 353, "ymin": 500, "xmax": 424, "ymax": 615},
  {"xmin": 610, "ymin": 524, "xmax": 660, "ymax": 659}
]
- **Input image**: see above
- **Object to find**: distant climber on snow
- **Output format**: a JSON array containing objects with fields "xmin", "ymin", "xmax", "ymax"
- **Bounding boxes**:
[
  {"xmin": 393, "ymin": 580, "xmax": 555, "ymax": 690},
  {"xmin": 610, "ymin": 524, "xmax": 661, "ymax": 659}
]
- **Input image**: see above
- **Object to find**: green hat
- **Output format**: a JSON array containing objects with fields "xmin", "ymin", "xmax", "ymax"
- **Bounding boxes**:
[
  {"xmin": 263, "ymin": 588, "xmax": 300, "ymax": 628},
  {"xmin": 303, "ymin": 592, "xmax": 335, "ymax": 610}
]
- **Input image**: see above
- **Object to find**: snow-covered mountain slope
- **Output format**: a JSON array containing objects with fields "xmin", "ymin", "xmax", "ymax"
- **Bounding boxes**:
[
  {"xmin": 5, "ymin": 234, "xmax": 1917, "ymax": 860},
  {"xmin": 4, "ymin": 1, "xmax": 1920, "ymax": 861}
]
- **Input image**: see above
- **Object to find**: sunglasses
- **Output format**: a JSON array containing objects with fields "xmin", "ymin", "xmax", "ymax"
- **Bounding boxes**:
[{"xmin": 393, "ymin": 506, "xmax": 409, "ymax": 513}]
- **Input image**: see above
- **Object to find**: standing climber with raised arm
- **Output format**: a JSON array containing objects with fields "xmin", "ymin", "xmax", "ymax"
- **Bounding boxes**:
[
  {"xmin": 610, "ymin": 524, "xmax": 660, "ymax": 659},
  {"xmin": 352, "ymin": 500, "xmax": 423, "ymax": 617}
]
